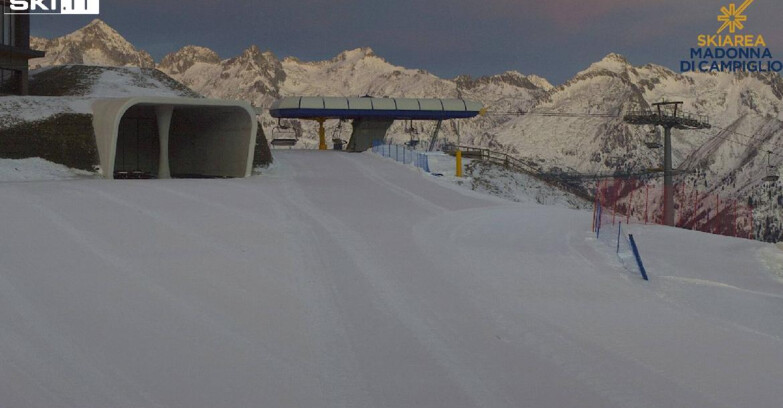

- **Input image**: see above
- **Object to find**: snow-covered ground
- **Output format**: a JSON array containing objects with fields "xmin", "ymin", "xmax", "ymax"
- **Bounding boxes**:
[
  {"xmin": 401, "ymin": 151, "xmax": 588, "ymax": 210},
  {"xmin": 1, "ymin": 151, "xmax": 782, "ymax": 407},
  {"xmin": 0, "ymin": 67, "xmax": 195, "ymax": 129},
  {"xmin": 0, "ymin": 158, "xmax": 97, "ymax": 182}
]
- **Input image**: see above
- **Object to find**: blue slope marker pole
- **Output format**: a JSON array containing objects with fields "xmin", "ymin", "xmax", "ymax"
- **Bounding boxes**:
[{"xmin": 628, "ymin": 234, "xmax": 649, "ymax": 281}]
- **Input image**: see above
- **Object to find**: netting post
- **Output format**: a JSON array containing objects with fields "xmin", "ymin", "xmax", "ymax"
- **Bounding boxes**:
[
  {"xmin": 691, "ymin": 186, "xmax": 697, "ymax": 228},
  {"xmin": 627, "ymin": 181, "xmax": 634, "ymax": 224},
  {"xmin": 696, "ymin": 191, "xmax": 703, "ymax": 231},
  {"xmin": 679, "ymin": 182, "xmax": 685, "ymax": 226},
  {"xmin": 733, "ymin": 200, "xmax": 737, "ymax": 237},
  {"xmin": 660, "ymin": 184, "xmax": 664, "ymax": 225},
  {"xmin": 593, "ymin": 181, "xmax": 601, "ymax": 232},
  {"xmin": 644, "ymin": 184, "xmax": 650, "ymax": 225},
  {"xmin": 617, "ymin": 222, "xmax": 622, "ymax": 254},
  {"xmin": 612, "ymin": 179, "xmax": 618, "ymax": 226},
  {"xmin": 596, "ymin": 204, "xmax": 602, "ymax": 238},
  {"xmin": 716, "ymin": 194, "xmax": 720, "ymax": 235}
]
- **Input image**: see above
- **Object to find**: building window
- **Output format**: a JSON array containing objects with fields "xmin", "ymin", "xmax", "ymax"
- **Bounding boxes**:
[
  {"xmin": 0, "ymin": 69, "xmax": 20, "ymax": 94},
  {"xmin": 2, "ymin": 4, "xmax": 14, "ymax": 47}
]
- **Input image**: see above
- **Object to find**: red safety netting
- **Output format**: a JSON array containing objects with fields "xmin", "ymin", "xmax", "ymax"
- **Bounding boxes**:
[{"xmin": 592, "ymin": 178, "xmax": 754, "ymax": 240}]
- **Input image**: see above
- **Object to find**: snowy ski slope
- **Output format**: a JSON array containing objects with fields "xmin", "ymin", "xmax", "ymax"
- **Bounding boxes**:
[{"xmin": 0, "ymin": 151, "xmax": 781, "ymax": 407}]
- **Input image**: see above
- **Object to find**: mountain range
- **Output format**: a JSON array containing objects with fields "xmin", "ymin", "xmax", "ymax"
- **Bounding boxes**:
[{"xmin": 28, "ymin": 19, "xmax": 783, "ymax": 241}]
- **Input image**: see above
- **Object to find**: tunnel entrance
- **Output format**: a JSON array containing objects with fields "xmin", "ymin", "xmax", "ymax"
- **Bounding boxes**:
[
  {"xmin": 92, "ymin": 97, "xmax": 258, "ymax": 180},
  {"xmin": 114, "ymin": 106, "xmax": 160, "ymax": 179}
]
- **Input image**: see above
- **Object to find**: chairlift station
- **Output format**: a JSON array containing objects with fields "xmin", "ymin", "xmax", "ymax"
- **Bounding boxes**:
[{"xmin": 270, "ymin": 96, "xmax": 484, "ymax": 152}]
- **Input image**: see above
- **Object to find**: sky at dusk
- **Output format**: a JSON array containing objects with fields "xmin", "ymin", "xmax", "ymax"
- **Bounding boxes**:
[{"xmin": 28, "ymin": 0, "xmax": 783, "ymax": 84}]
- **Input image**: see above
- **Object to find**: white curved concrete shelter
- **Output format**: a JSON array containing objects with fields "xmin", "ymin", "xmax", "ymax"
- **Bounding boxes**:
[{"xmin": 92, "ymin": 97, "xmax": 258, "ymax": 179}]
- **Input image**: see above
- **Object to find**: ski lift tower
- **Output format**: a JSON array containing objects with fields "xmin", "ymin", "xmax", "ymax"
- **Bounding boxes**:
[{"xmin": 624, "ymin": 101, "xmax": 711, "ymax": 226}]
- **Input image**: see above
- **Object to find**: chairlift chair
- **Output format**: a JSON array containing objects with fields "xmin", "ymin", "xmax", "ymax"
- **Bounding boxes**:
[
  {"xmin": 404, "ymin": 120, "xmax": 420, "ymax": 148},
  {"xmin": 763, "ymin": 150, "xmax": 779, "ymax": 182},
  {"xmin": 645, "ymin": 127, "xmax": 662, "ymax": 149},
  {"xmin": 331, "ymin": 119, "xmax": 347, "ymax": 150},
  {"xmin": 270, "ymin": 119, "xmax": 298, "ymax": 147}
]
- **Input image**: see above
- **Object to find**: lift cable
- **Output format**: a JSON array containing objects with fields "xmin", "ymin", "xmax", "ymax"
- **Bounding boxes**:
[
  {"xmin": 485, "ymin": 109, "xmax": 782, "ymax": 158},
  {"xmin": 483, "ymin": 110, "xmax": 620, "ymax": 118},
  {"xmin": 690, "ymin": 128, "xmax": 783, "ymax": 159}
]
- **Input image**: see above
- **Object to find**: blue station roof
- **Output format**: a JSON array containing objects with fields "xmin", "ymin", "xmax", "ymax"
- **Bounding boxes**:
[{"xmin": 269, "ymin": 96, "xmax": 484, "ymax": 120}]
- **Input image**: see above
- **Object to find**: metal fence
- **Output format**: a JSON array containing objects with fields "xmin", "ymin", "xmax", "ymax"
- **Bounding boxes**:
[
  {"xmin": 450, "ymin": 145, "xmax": 593, "ymax": 201},
  {"xmin": 371, "ymin": 141, "xmax": 430, "ymax": 173}
]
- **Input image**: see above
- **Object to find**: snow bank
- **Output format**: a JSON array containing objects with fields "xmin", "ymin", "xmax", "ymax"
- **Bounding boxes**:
[
  {"xmin": 0, "ymin": 157, "xmax": 97, "ymax": 182},
  {"xmin": 87, "ymin": 68, "xmax": 187, "ymax": 98},
  {"xmin": 419, "ymin": 151, "xmax": 588, "ymax": 210},
  {"xmin": 0, "ymin": 96, "xmax": 92, "ymax": 128},
  {"xmin": 1, "ymin": 66, "xmax": 196, "ymax": 130}
]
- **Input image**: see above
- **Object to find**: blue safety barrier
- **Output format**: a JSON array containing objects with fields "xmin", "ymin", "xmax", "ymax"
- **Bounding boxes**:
[
  {"xmin": 371, "ymin": 141, "xmax": 430, "ymax": 173},
  {"xmin": 595, "ymin": 205, "xmax": 649, "ymax": 281}
]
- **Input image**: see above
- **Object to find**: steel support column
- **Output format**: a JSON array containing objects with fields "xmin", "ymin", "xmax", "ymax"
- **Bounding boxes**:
[
  {"xmin": 155, "ymin": 105, "xmax": 173, "ymax": 179},
  {"xmin": 663, "ymin": 126, "xmax": 674, "ymax": 226}
]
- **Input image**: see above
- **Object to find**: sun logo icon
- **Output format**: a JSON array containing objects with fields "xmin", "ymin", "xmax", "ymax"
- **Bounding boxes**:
[{"xmin": 717, "ymin": 0, "xmax": 754, "ymax": 34}]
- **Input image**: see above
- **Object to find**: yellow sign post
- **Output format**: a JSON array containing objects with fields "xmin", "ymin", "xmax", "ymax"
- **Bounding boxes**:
[
  {"xmin": 316, "ymin": 118, "xmax": 327, "ymax": 150},
  {"xmin": 455, "ymin": 150, "xmax": 463, "ymax": 178},
  {"xmin": 455, "ymin": 120, "xmax": 462, "ymax": 177}
]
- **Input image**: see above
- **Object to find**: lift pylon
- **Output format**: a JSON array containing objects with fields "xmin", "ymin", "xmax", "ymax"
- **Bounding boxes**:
[{"xmin": 624, "ymin": 101, "xmax": 711, "ymax": 226}]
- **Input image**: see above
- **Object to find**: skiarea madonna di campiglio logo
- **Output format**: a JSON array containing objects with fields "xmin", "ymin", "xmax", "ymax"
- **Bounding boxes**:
[{"xmin": 681, "ymin": 0, "xmax": 782, "ymax": 73}]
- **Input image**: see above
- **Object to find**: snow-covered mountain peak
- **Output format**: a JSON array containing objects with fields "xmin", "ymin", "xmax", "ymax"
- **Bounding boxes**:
[
  {"xmin": 30, "ymin": 19, "xmax": 154, "ymax": 69},
  {"xmin": 577, "ymin": 53, "xmax": 633, "ymax": 77},
  {"xmin": 602, "ymin": 53, "xmax": 630, "ymax": 64},
  {"xmin": 454, "ymin": 71, "xmax": 551, "ymax": 93},
  {"xmin": 82, "ymin": 18, "xmax": 113, "ymax": 32},
  {"xmin": 159, "ymin": 46, "xmax": 221, "ymax": 75},
  {"xmin": 335, "ymin": 47, "xmax": 377, "ymax": 61},
  {"xmin": 526, "ymin": 74, "xmax": 554, "ymax": 91},
  {"xmin": 232, "ymin": 45, "xmax": 282, "ymax": 69},
  {"xmin": 282, "ymin": 47, "xmax": 381, "ymax": 68}
]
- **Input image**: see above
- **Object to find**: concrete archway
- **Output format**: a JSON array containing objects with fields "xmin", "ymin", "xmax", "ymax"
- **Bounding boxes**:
[{"xmin": 92, "ymin": 97, "xmax": 258, "ymax": 179}]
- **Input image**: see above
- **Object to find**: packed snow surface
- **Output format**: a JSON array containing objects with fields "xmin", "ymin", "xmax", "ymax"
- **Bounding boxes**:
[{"xmin": 0, "ymin": 151, "xmax": 781, "ymax": 408}]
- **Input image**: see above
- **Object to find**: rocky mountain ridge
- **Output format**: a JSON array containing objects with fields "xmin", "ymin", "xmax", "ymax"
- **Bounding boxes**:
[{"xmin": 31, "ymin": 20, "xmax": 155, "ymax": 69}]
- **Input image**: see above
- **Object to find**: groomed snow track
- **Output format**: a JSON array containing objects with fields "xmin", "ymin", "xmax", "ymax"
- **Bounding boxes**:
[{"xmin": 0, "ymin": 151, "xmax": 782, "ymax": 408}]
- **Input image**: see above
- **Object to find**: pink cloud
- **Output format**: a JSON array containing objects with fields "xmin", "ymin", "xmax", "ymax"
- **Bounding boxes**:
[
  {"xmin": 538, "ymin": 0, "xmax": 656, "ymax": 27},
  {"xmin": 443, "ymin": 0, "xmax": 679, "ymax": 31}
]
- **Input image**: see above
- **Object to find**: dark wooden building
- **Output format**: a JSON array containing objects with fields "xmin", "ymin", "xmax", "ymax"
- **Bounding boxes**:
[{"xmin": 1, "ymin": 1, "xmax": 45, "ymax": 95}]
